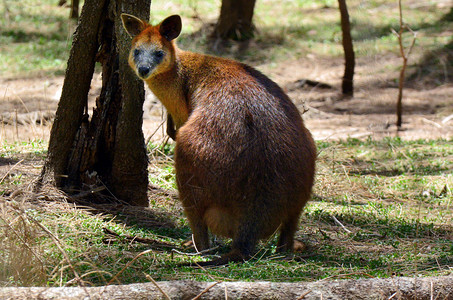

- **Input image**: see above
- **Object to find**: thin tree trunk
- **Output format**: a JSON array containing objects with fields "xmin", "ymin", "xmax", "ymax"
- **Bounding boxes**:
[
  {"xmin": 396, "ymin": 58, "xmax": 407, "ymax": 128},
  {"xmin": 395, "ymin": 0, "xmax": 416, "ymax": 129},
  {"xmin": 213, "ymin": 0, "xmax": 256, "ymax": 41},
  {"xmin": 69, "ymin": 0, "xmax": 79, "ymax": 19},
  {"xmin": 338, "ymin": 0, "xmax": 355, "ymax": 96}
]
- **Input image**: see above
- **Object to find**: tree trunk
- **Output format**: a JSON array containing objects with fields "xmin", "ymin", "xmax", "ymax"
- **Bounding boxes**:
[
  {"xmin": 1, "ymin": 276, "xmax": 452, "ymax": 299},
  {"xmin": 69, "ymin": 0, "xmax": 79, "ymax": 19},
  {"xmin": 396, "ymin": 57, "xmax": 407, "ymax": 128},
  {"xmin": 109, "ymin": 0, "xmax": 151, "ymax": 205},
  {"xmin": 213, "ymin": 0, "xmax": 256, "ymax": 41},
  {"xmin": 43, "ymin": 0, "xmax": 107, "ymax": 188},
  {"xmin": 338, "ymin": 0, "xmax": 355, "ymax": 96},
  {"xmin": 40, "ymin": 0, "xmax": 151, "ymax": 206}
]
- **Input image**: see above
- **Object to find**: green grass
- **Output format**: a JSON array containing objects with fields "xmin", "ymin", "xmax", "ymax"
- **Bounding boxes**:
[
  {"xmin": 1, "ymin": 138, "xmax": 451, "ymax": 286},
  {"xmin": 0, "ymin": 0, "xmax": 73, "ymax": 77},
  {"xmin": 0, "ymin": 140, "xmax": 47, "ymax": 195},
  {"xmin": 1, "ymin": 0, "xmax": 451, "ymax": 80}
]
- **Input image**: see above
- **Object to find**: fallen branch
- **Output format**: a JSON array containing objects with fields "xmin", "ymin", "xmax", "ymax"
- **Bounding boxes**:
[
  {"xmin": 171, "ymin": 246, "xmax": 220, "ymax": 258},
  {"xmin": 0, "ymin": 276, "xmax": 452, "ymax": 299},
  {"xmin": 103, "ymin": 228, "xmax": 176, "ymax": 249},
  {"xmin": 441, "ymin": 114, "xmax": 453, "ymax": 124},
  {"xmin": 421, "ymin": 118, "xmax": 442, "ymax": 128},
  {"xmin": 290, "ymin": 79, "xmax": 333, "ymax": 90}
]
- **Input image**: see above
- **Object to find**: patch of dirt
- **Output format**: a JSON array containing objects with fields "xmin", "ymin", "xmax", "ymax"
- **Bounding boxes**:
[
  {"xmin": 271, "ymin": 55, "xmax": 453, "ymax": 140},
  {"xmin": 1, "ymin": 55, "xmax": 452, "ymax": 142}
]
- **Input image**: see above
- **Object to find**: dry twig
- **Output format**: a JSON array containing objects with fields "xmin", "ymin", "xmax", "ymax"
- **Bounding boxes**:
[
  {"xmin": 297, "ymin": 290, "xmax": 312, "ymax": 300},
  {"xmin": 0, "ymin": 159, "xmax": 24, "ymax": 185},
  {"xmin": 332, "ymin": 215, "xmax": 352, "ymax": 233},
  {"xmin": 103, "ymin": 227, "xmax": 176, "ymax": 249},
  {"xmin": 171, "ymin": 246, "xmax": 220, "ymax": 257},
  {"xmin": 107, "ymin": 249, "xmax": 154, "ymax": 285},
  {"xmin": 144, "ymin": 274, "xmax": 171, "ymax": 300},
  {"xmin": 191, "ymin": 281, "xmax": 221, "ymax": 300}
]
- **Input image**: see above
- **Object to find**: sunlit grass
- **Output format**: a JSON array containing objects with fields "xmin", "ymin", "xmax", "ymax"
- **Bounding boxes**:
[
  {"xmin": 4, "ymin": 138, "xmax": 450, "ymax": 286},
  {"xmin": 0, "ymin": 0, "xmax": 73, "ymax": 77},
  {"xmin": 1, "ymin": 0, "xmax": 451, "ymax": 78}
]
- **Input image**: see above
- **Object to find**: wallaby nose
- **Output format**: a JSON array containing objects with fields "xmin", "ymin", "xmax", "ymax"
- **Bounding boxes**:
[{"xmin": 138, "ymin": 66, "xmax": 150, "ymax": 78}]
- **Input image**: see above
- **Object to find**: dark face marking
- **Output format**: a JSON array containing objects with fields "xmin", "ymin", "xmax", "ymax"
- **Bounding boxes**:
[
  {"xmin": 154, "ymin": 50, "xmax": 165, "ymax": 62},
  {"xmin": 134, "ymin": 49, "xmax": 141, "ymax": 59},
  {"xmin": 132, "ymin": 46, "xmax": 167, "ymax": 79}
]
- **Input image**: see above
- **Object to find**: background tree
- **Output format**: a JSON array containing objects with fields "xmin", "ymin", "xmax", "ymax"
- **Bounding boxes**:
[
  {"xmin": 41, "ymin": 0, "xmax": 151, "ymax": 206},
  {"xmin": 338, "ymin": 0, "xmax": 355, "ymax": 96},
  {"xmin": 69, "ymin": 0, "xmax": 79, "ymax": 19},
  {"xmin": 393, "ymin": 0, "xmax": 417, "ymax": 129},
  {"xmin": 57, "ymin": 0, "xmax": 80, "ymax": 19},
  {"xmin": 213, "ymin": 0, "xmax": 256, "ymax": 41}
]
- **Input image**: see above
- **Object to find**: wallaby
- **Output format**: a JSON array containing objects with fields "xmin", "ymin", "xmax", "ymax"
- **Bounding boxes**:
[{"xmin": 121, "ymin": 14, "xmax": 316, "ymax": 266}]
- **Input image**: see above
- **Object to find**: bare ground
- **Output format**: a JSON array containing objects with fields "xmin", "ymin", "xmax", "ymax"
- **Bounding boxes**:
[{"xmin": 0, "ymin": 55, "xmax": 452, "ymax": 143}]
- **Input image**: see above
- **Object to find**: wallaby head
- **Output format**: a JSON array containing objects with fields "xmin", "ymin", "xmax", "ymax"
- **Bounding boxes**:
[{"xmin": 121, "ymin": 14, "xmax": 182, "ymax": 80}]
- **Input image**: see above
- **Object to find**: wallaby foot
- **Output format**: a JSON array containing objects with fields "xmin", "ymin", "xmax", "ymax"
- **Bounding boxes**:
[{"xmin": 188, "ymin": 249, "xmax": 246, "ymax": 267}]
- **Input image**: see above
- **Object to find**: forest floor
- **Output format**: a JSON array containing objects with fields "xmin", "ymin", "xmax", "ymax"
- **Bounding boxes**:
[{"xmin": 0, "ymin": 0, "xmax": 452, "ymax": 288}]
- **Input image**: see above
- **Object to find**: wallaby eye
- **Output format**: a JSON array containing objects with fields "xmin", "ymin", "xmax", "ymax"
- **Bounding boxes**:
[
  {"xmin": 155, "ymin": 50, "xmax": 165, "ymax": 59},
  {"xmin": 133, "ymin": 49, "xmax": 140, "ymax": 58}
]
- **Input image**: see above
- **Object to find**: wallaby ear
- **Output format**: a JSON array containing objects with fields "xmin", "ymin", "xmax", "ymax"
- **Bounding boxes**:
[
  {"xmin": 121, "ymin": 13, "xmax": 146, "ymax": 38},
  {"xmin": 159, "ymin": 15, "xmax": 182, "ymax": 41}
]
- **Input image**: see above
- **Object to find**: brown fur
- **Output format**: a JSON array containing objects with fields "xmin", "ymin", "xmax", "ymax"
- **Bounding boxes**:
[{"xmin": 122, "ymin": 14, "xmax": 316, "ymax": 265}]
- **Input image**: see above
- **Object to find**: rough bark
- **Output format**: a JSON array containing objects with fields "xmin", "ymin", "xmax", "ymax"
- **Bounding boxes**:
[
  {"xmin": 0, "ymin": 276, "xmax": 452, "ymax": 299},
  {"xmin": 338, "ymin": 0, "xmax": 355, "ymax": 96},
  {"xmin": 41, "ymin": 0, "xmax": 150, "ymax": 206},
  {"xmin": 109, "ymin": 0, "xmax": 151, "ymax": 205},
  {"xmin": 43, "ymin": 0, "xmax": 107, "ymax": 188},
  {"xmin": 213, "ymin": 0, "xmax": 256, "ymax": 41}
]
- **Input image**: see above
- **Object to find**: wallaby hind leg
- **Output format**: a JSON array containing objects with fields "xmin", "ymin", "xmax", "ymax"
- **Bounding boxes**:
[
  {"xmin": 177, "ymin": 173, "xmax": 210, "ymax": 251},
  {"xmin": 185, "ymin": 208, "xmax": 210, "ymax": 251},
  {"xmin": 195, "ymin": 210, "xmax": 262, "ymax": 266},
  {"xmin": 276, "ymin": 211, "xmax": 301, "ymax": 252}
]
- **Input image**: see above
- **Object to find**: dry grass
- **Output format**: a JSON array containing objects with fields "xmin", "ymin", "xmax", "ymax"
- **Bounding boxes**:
[
  {"xmin": 0, "ymin": 172, "xmax": 183, "ymax": 287},
  {"xmin": 0, "ymin": 138, "xmax": 452, "ymax": 287},
  {"xmin": 0, "ymin": 199, "xmax": 47, "ymax": 286}
]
